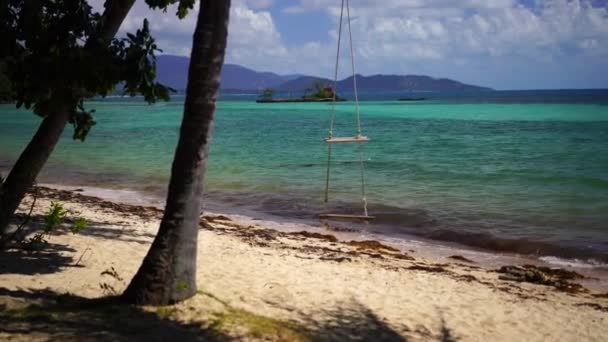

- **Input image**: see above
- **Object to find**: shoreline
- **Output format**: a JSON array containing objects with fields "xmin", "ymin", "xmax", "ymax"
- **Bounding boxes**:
[
  {"xmin": 44, "ymin": 182, "xmax": 608, "ymax": 278},
  {"xmin": 40, "ymin": 183, "xmax": 608, "ymax": 290},
  {"xmin": 2, "ymin": 157, "xmax": 608, "ymax": 271},
  {"xmin": 1, "ymin": 185, "xmax": 607, "ymax": 340}
]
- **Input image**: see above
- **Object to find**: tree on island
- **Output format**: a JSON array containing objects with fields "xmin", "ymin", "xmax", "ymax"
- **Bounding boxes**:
[
  {"xmin": 259, "ymin": 87, "xmax": 275, "ymax": 100},
  {"xmin": 0, "ymin": 0, "xmax": 191, "ymax": 236},
  {"xmin": 122, "ymin": 0, "xmax": 231, "ymax": 305},
  {"xmin": 305, "ymin": 81, "xmax": 336, "ymax": 100},
  {"xmin": 303, "ymin": 86, "xmax": 313, "ymax": 98}
]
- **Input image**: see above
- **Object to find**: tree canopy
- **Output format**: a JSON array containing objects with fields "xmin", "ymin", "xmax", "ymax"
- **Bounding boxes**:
[
  {"xmin": 0, "ymin": 0, "xmax": 182, "ymax": 140},
  {"xmin": 0, "ymin": 0, "xmax": 199, "ymax": 236}
]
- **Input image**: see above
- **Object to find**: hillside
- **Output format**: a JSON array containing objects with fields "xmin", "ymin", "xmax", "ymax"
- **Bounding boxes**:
[
  {"xmin": 275, "ymin": 76, "xmax": 333, "ymax": 93},
  {"xmin": 155, "ymin": 55, "xmax": 492, "ymax": 93},
  {"xmin": 337, "ymin": 74, "xmax": 492, "ymax": 92},
  {"xmin": 156, "ymin": 55, "xmax": 300, "ymax": 91}
]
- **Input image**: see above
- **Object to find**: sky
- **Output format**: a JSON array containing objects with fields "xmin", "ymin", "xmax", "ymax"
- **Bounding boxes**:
[{"xmin": 90, "ymin": 0, "xmax": 608, "ymax": 90}]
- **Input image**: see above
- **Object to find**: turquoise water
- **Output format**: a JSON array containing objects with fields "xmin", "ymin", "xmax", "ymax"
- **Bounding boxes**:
[{"xmin": 1, "ymin": 93, "xmax": 607, "ymax": 264}]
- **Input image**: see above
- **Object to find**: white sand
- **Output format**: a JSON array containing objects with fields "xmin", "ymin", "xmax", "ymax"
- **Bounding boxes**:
[{"xmin": 1, "ymin": 187, "xmax": 606, "ymax": 341}]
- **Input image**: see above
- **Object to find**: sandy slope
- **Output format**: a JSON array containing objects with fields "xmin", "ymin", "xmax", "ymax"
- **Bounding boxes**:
[{"xmin": 0, "ymin": 187, "xmax": 606, "ymax": 341}]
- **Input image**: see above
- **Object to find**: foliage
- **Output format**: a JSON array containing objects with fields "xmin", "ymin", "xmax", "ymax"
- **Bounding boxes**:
[
  {"xmin": 29, "ymin": 201, "xmax": 67, "ymax": 244},
  {"xmin": 71, "ymin": 217, "xmax": 88, "ymax": 234},
  {"xmin": 305, "ymin": 81, "xmax": 334, "ymax": 99},
  {"xmin": 43, "ymin": 201, "xmax": 68, "ymax": 233},
  {"xmin": 156, "ymin": 306, "xmax": 178, "ymax": 318},
  {"xmin": 312, "ymin": 89, "xmax": 333, "ymax": 99},
  {"xmin": 259, "ymin": 88, "xmax": 275, "ymax": 100},
  {"xmin": 28, "ymin": 202, "xmax": 87, "ymax": 245},
  {"xmin": 144, "ymin": 0, "xmax": 196, "ymax": 19},
  {"xmin": 198, "ymin": 291, "xmax": 308, "ymax": 341},
  {"xmin": 0, "ymin": 0, "xmax": 181, "ymax": 141}
]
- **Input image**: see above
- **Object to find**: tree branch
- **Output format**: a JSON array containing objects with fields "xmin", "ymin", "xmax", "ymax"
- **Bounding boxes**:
[{"xmin": 97, "ymin": 0, "xmax": 137, "ymax": 42}]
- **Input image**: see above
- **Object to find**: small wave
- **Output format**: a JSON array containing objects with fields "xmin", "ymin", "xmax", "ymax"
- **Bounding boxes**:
[
  {"xmin": 539, "ymin": 256, "xmax": 608, "ymax": 269},
  {"xmin": 421, "ymin": 229, "xmax": 608, "ymax": 264},
  {"xmin": 203, "ymin": 192, "xmax": 608, "ymax": 266}
]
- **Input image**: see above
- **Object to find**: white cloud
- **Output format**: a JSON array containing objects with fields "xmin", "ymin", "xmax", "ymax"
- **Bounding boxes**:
[
  {"xmin": 87, "ymin": 1, "xmax": 288, "ymax": 65},
  {"xmin": 86, "ymin": 0, "xmax": 608, "ymax": 88},
  {"xmin": 286, "ymin": 0, "xmax": 608, "ymax": 82},
  {"xmin": 242, "ymin": 0, "xmax": 274, "ymax": 9},
  {"xmin": 227, "ymin": 6, "xmax": 288, "ymax": 62}
]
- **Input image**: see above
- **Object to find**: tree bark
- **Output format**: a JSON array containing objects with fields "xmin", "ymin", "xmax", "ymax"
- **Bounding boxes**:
[
  {"xmin": 122, "ymin": 0, "xmax": 231, "ymax": 305},
  {"xmin": 98, "ymin": 0, "xmax": 136, "ymax": 41},
  {"xmin": 0, "ymin": 107, "xmax": 70, "ymax": 232},
  {"xmin": 0, "ymin": 0, "xmax": 135, "ymax": 235}
]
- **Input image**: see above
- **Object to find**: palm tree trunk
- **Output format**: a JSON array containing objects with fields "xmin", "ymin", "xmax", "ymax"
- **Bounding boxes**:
[
  {"xmin": 0, "ymin": 107, "xmax": 70, "ymax": 233},
  {"xmin": 0, "ymin": 0, "xmax": 135, "ymax": 236},
  {"xmin": 122, "ymin": 0, "xmax": 231, "ymax": 305}
]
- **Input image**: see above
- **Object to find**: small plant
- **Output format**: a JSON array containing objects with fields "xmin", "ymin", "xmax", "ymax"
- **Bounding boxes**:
[
  {"xmin": 71, "ymin": 217, "xmax": 88, "ymax": 234},
  {"xmin": 44, "ymin": 201, "xmax": 67, "ymax": 233},
  {"xmin": 26, "ymin": 202, "xmax": 87, "ymax": 247},
  {"xmin": 29, "ymin": 201, "xmax": 67, "ymax": 245},
  {"xmin": 156, "ymin": 306, "xmax": 178, "ymax": 318}
]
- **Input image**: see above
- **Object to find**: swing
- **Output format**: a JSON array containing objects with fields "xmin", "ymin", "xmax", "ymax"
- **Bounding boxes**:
[{"xmin": 321, "ymin": 0, "xmax": 373, "ymax": 222}]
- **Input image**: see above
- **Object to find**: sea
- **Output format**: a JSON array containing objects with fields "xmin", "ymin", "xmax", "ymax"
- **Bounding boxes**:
[{"xmin": 1, "ymin": 89, "xmax": 607, "ymax": 269}]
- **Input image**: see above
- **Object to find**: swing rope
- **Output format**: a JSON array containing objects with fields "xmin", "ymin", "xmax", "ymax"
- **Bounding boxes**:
[
  {"xmin": 323, "ymin": 0, "xmax": 369, "ymax": 218},
  {"xmin": 324, "ymin": 0, "xmax": 345, "ymax": 204}
]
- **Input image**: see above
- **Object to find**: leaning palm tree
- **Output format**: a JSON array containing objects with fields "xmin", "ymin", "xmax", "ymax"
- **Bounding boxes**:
[
  {"xmin": 0, "ymin": 0, "xmax": 138, "ymax": 236},
  {"xmin": 122, "ymin": 0, "xmax": 232, "ymax": 305}
]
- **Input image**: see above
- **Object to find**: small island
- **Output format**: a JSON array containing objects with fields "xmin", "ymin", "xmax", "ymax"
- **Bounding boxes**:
[
  {"xmin": 398, "ymin": 97, "xmax": 427, "ymax": 101},
  {"xmin": 256, "ymin": 82, "xmax": 346, "ymax": 103}
]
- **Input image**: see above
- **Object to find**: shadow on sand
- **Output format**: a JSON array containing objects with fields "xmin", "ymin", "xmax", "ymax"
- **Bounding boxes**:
[
  {"xmin": 0, "ymin": 288, "xmax": 459, "ymax": 341},
  {"xmin": 0, "ymin": 288, "xmax": 230, "ymax": 341},
  {"xmin": 0, "ymin": 213, "xmax": 156, "ymax": 276},
  {"xmin": 0, "ymin": 242, "xmax": 78, "ymax": 275},
  {"xmin": 300, "ymin": 302, "xmax": 408, "ymax": 341},
  {"xmin": 1, "ymin": 211, "xmax": 457, "ymax": 341}
]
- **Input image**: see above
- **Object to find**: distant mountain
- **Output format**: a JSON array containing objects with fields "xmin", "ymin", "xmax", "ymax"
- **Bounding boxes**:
[
  {"xmin": 220, "ymin": 64, "xmax": 288, "ymax": 90},
  {"xmin": 155, "ymin": 55, "xmax": 189, "ymax": 90},
  {"xmin": 278, "ymin": 74, "xmax": 492, "ymax": 93},
  {"xmin": 155, "ymin": 55, "xmax": 492, "ymax": 93},
  {"xmin": 275, "ymin": 76, "xmax": 332, "ymax": 93},
  {"xmin": 337, "ymin": 74, "xmax": 492, "ymax": 92},
  {"xmin": 156, "ymin": 55, "xmax": 298, "ymax": 91}
]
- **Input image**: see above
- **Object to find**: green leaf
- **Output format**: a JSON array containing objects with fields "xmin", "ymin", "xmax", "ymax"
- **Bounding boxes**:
[{"xmin": 71, "ymin": 217, "xmax": 88, "ymax": 234}]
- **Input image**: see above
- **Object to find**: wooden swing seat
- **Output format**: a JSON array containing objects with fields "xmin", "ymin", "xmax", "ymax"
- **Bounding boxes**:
[
  {"xmin": 319, "ymin": 213, "xmax": 375, "ymax": 221},
  {"xmin": 325, "ymin": 136, "xmax": 369, "ymax": 144}
]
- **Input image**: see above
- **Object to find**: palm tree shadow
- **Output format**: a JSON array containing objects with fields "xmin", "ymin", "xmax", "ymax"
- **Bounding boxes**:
[
  {"xmin": 1, "ymin": 213, "xmax": 155, "ymax": 276},
  {"xmin": 439, "ymin": 317, "xmax": 458, "ymax": 342},
  {"xmin": 0, "ymin": 242, "xmax": 78, "ymax": 275},
  {"xmin": 0, "ymin": 288, "xmax": 230, "ymax": 341},
  {"xmin": 12, "ymin": 212, "xmax": 156, "ymax": 244},
  {"xmin": 300, "ymin": 301, "xmax": 408, "ymax": 342}
]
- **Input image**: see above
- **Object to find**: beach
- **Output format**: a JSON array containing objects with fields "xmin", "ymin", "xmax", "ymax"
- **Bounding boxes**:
[
  {"xmin": 1, "ymin": 185, "xmax": 606, "ymax": 341},
  {"xmin": 3, "ymin": 0, "xmax": 608, "ymax": 339},
  {"xmin": 1, "ymin": 92, "xmax": 608, "ymax": 340}
]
